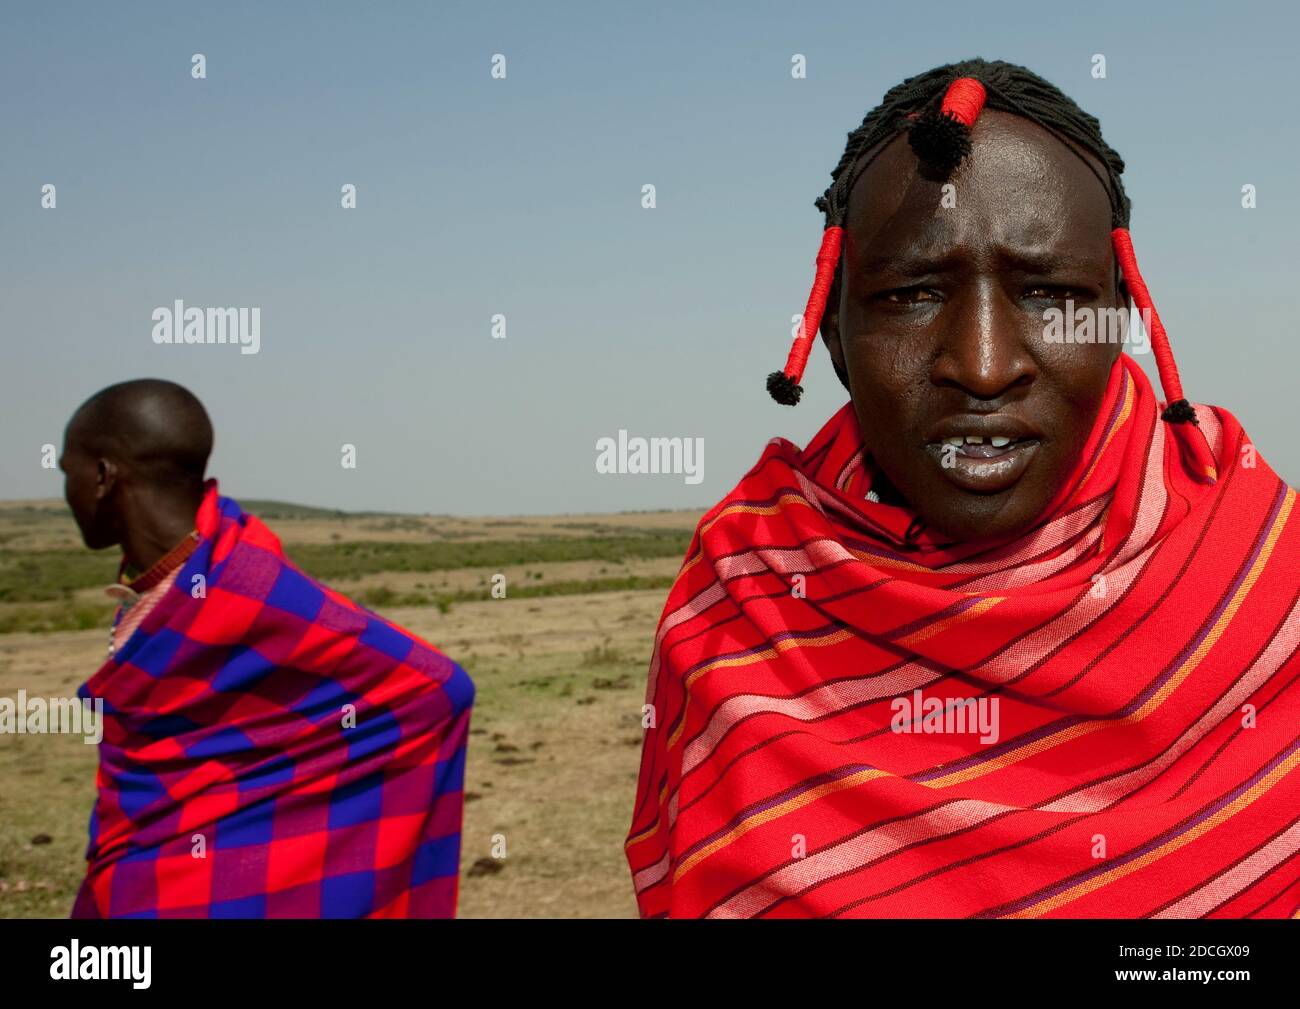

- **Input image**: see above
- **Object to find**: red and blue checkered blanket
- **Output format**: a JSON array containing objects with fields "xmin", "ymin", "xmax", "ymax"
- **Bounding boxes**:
[{"xmin": 72, "ymin": 481, "xmax": 474, "ymax": 918}]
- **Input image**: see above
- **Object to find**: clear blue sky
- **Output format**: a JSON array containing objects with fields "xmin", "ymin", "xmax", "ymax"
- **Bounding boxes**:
[{"xmin": 3, "ymin": 0, "xmax": 1297, "ymax": 514}]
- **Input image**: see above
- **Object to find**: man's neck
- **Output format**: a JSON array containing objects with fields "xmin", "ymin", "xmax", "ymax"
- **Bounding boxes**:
[{"xmin": 120, "ymin": 489, "xmax": 203, "ymax": 575}]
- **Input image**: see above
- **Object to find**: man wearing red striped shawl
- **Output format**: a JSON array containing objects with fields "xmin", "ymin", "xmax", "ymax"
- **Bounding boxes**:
[
  {"xmin": 626, "ymin": 58, "xmax": 1300, "ymax": 918},
  {"xmin": 61, "ymin": 379, "xmax": 474, "ymax": 918}
]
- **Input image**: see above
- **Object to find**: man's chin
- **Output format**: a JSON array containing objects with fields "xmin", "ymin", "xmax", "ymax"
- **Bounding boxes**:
[
  {"xmin": 900, "ymin": 475, "xmax": 1047, "ymax": 544},
  {"xmin": 917, "ymin": 505, "xmax": 1038, "ymax": 544}
]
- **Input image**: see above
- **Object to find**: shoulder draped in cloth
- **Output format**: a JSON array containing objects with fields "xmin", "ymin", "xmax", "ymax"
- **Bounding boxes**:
[
  {"xmin": 72, "ymin": 482, "xmax": 474, "ymax": 918},
  {"xmin": 626, "ymin": 354, "xmax": 1300, "ymax": 918}
]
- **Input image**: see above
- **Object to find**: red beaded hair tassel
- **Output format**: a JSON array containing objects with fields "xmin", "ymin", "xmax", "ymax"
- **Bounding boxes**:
[
  {"xmin": 1112, "ymin": 227, "xmax": 1217, "ymax": 483},
  {"xmin": 767, "ymin": 226, "xmax": 844, "ymax": 405}
]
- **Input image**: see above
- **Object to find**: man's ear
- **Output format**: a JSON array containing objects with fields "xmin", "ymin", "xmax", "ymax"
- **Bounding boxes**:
[
  {"xmin": 820, "ymin": 264, "xmax": 851, "ymax": 391},
  {"xmin": 96, "ymin": 458, "xmax": 118, "ymax": 502}
]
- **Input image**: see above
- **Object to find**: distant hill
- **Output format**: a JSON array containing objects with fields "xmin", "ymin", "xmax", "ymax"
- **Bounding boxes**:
[
  {"xmin": 236, "ymin": 500, "xmax": 399, "ymax": 520},
  {"xmin": 0, "ymin": 498, "xmax": 399, "ymax": 519},
  {"xmin": 0, "ymin": 499, "xmax": 703, "ymax": 521}
]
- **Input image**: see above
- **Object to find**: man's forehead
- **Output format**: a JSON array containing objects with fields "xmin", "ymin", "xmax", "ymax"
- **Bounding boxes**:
[{"xmin": 844, "ymin": 110, "xmax": 1116, "ymax": 259}]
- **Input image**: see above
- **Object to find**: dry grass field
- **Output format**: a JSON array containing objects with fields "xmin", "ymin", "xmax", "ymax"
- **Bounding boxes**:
[{"xmin": 0, "ymin": 498, "xmax": 701, "ymax": 918}]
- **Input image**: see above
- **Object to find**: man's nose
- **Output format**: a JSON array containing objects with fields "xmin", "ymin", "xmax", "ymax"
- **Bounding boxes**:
[{"xmin": 930, "ymin": 280, "xmax": 1037, "ymax": 400}]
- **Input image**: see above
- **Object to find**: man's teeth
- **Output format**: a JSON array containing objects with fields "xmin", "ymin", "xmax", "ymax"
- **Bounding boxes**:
[{"xmin": 942, "ymin": 435, "xmax": 1015, "ymax": 448}]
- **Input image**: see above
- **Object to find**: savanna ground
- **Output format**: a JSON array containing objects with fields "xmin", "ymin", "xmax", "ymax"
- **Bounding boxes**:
[{"xmin": 0, "ymin": 498, "xmax": 701, "ymax": 918}]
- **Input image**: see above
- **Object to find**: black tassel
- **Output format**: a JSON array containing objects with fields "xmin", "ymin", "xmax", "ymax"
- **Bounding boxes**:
[
  {"xmin": 907, "ymin": 109, "xmax": 972, "ymax": 175},
  {"xmin": 1160, "ymin": 399, "xmax": 1199, "ymax": 425},
  {"xmin": 767, "ymin": 371, "xmax": 803, "ymax": 406}
]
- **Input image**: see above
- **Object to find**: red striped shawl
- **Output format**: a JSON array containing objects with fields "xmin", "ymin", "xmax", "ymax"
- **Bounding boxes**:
[{"xmin": 627, "ymin": 354, "xmax": 1300, "ymax": 918}]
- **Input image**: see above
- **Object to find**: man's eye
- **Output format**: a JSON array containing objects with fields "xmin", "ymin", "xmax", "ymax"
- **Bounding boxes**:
[
  {"xmin": 877, "ymin": 287, "xmax": 940, "ymax": 304},
  {"xmin": 1026, "ymin": 286, "xmax": 1086, "ymax": 301}
]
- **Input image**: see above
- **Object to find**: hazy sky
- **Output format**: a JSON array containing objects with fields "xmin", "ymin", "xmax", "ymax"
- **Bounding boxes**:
[{"xmin": 4, "ymin": 1, "xmax": 1297, "ymax": 515}]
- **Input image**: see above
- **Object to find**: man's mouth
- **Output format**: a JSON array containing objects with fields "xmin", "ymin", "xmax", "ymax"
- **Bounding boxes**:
[{"xmin": 923, "ymin": 419, "xmax": 1042, "ymax": 494}]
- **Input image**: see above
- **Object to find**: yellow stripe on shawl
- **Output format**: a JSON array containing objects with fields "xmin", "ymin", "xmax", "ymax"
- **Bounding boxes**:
[
  {"xmin": 927, "ymin": 488, "xmax": 1296, "ymax": 790},
  {"xmin": 626, "ymin": 781, "xmax": 673, "ymax": 850},
  {"xmin": 1005, "ymin": 746, "xmax": 1300, "ymax": 918},
  {"xmin": 665, "ymin": 628, "xmax": 855, "ymax": 751},
  {"xmin": 673, "ymin": 492, "xmax": 816, "ymax": 581},
  {"xmin": 671, "ymin": 767, "xmax": 889, "ymax": 884},
  {"xmin": 1077, "ymin": 368, "xmax": 1135, "ymax": 495},
  {"xmin": 699, "ymin": 493, "xmax": 812, "ymax": 536},
  {"xmin": 895, "ymin": 596, "xmax": 1005, "ymax": 648}
]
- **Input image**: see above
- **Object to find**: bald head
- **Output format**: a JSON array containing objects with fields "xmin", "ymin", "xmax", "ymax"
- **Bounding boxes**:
[
  {"xmin": 67, "ymin": 379, "xmax": 213, "ymax": 483},
  {"xmin": 61, "ymin": 379, "xmax": 213, "ymax": 552}
]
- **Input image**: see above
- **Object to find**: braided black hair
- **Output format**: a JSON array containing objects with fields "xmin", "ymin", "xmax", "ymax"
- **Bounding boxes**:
[{"xmin": 815, "ymin": 57, "xmax": 1131, "ymax": 230}]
